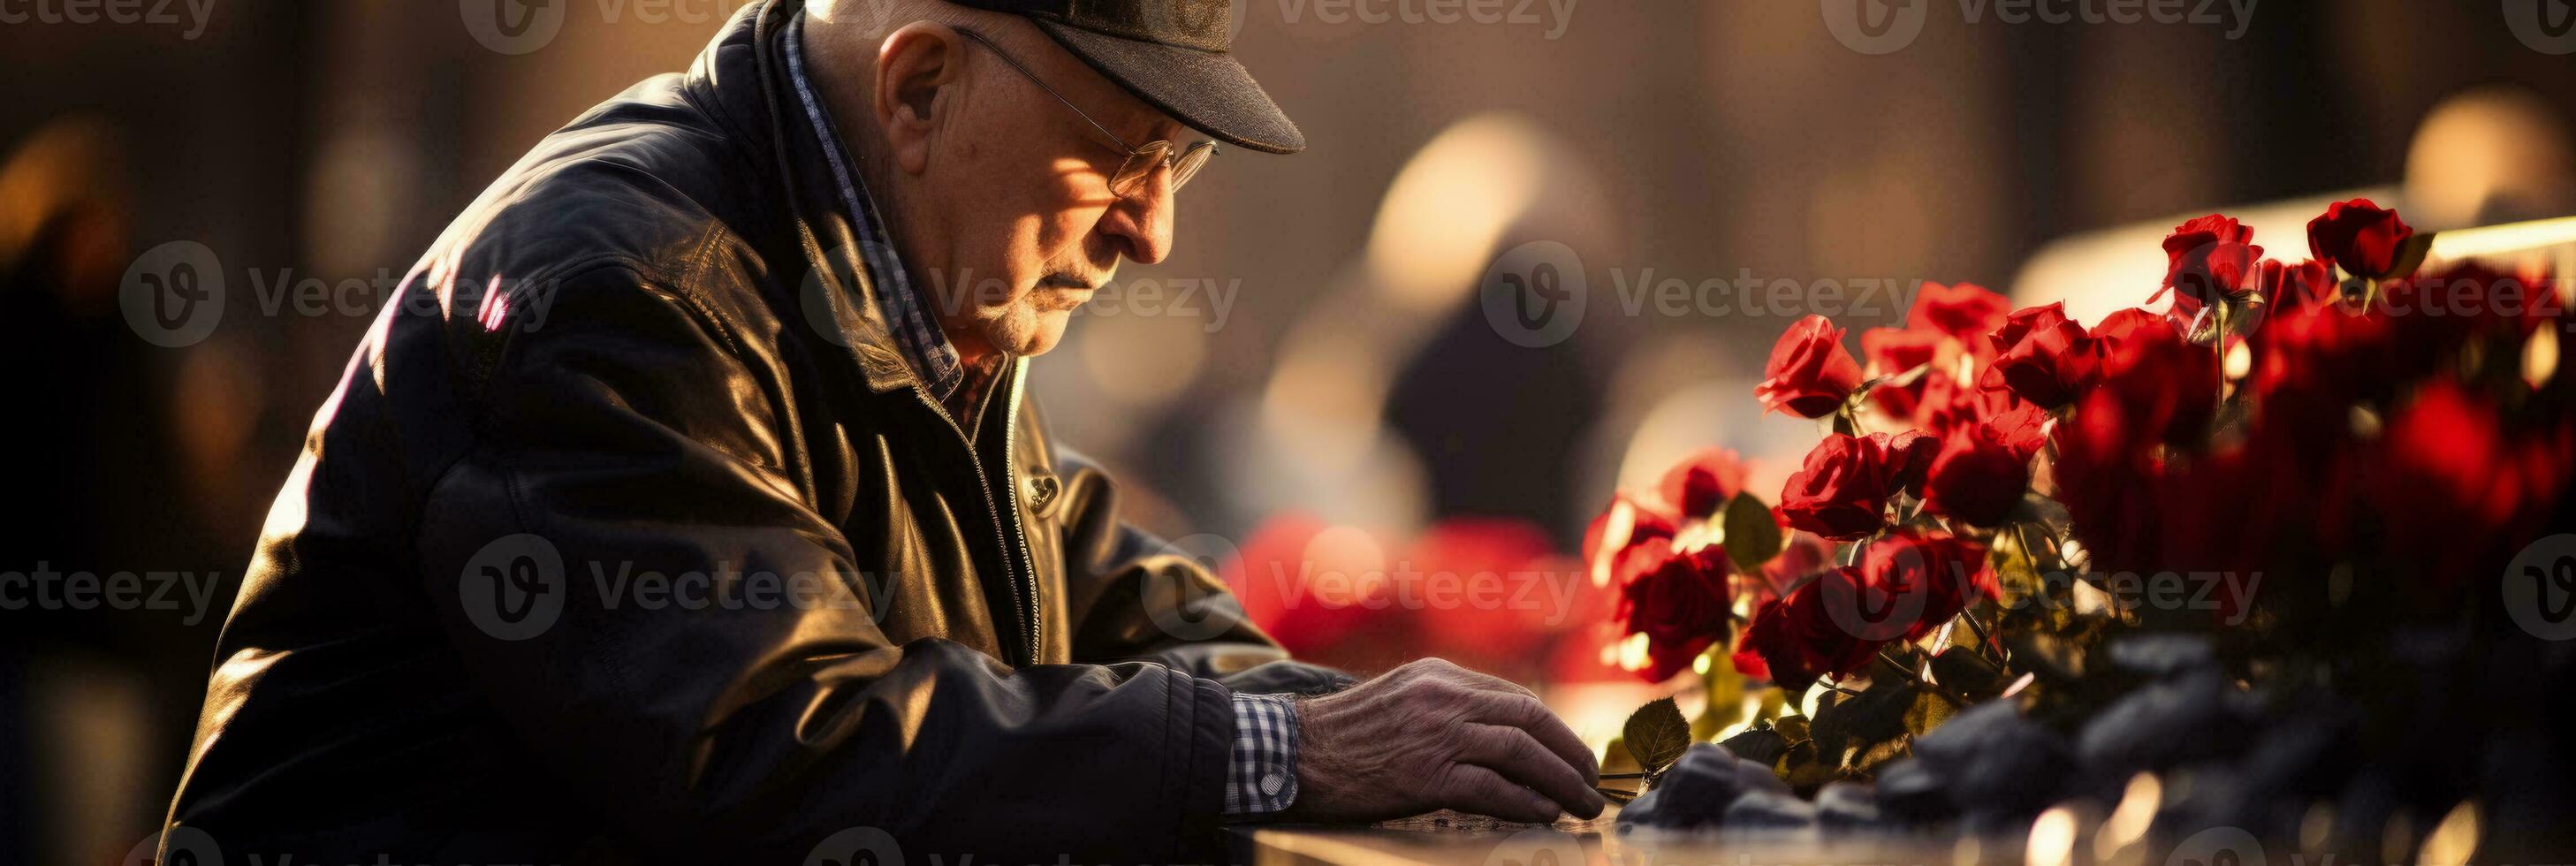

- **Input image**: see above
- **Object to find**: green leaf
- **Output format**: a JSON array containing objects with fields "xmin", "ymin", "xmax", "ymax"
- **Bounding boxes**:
[
  {"xmin": 1808, "ymin": 665, "xmax": 1919, "ymax": 765},
  {"xmin": 1722, "ymin": 492, "xmax": 1785, "ymax": 574},
  {"xmin": 1622, "ymin": 696, "xmax": 1692, "ymax": 774},
  {"xmin": 1716, "ymin": 725, "xmax": 1789, "ymax": 765},
  {"xmin": 1595, "ymin": 786, "xmax": 1638, "ymax": 806}
]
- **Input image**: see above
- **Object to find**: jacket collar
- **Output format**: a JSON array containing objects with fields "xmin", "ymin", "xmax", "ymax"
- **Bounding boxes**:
[{"xmin": 684, "ymin": 0, "xmax": 924, "ymax": 396}]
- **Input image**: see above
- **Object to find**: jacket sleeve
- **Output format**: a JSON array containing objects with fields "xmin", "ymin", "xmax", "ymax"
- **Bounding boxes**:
[
  {"xmin": 414, "ymin": 266, "xmax": 1234, "ymax": 864},
  {"xmin": 1049, "ymin": 451, "xmax": 1357, "ymax": 696}
]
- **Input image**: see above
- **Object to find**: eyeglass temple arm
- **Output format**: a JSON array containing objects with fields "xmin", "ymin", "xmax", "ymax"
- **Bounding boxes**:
[{"xmin": 950, "ymin": 27, "xmax": 1143, "ymax": 156}]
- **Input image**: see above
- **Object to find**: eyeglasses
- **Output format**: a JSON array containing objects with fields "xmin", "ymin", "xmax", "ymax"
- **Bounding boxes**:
[{"xmin": 953, "ymin": 27, "xmax": 1219, "ymax": 195}]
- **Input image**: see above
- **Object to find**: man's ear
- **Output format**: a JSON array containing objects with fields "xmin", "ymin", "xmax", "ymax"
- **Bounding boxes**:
[{"xmin": 872, "ymin": 22, "xmax": 967, "ymax": 177}]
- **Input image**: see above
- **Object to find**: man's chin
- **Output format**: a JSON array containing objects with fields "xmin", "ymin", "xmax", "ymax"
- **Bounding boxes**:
[{"xmin": 998, "ymin": 312, "xmax": 1074, "ymax": 358}]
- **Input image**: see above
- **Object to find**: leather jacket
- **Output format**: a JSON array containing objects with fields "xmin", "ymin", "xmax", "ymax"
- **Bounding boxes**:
[{"xmin": 162, "ymin": 3, "xmax": 1340, "ymax": 862}]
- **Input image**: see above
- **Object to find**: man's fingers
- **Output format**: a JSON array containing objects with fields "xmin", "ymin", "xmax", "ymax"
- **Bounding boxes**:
[
  {"xmin": 1460, "ymin": 725, "xmax": 1607, "ymax": 819},
  {"xmin": 1435, "ymin": 763, "xmax": 1564, "ymax": 824},
  {"xmin": 1468, "ymin": 692, "xmax": 1601, "ymax": 787}
]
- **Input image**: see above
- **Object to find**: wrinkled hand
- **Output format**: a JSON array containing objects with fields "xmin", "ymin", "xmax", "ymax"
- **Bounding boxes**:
[{"xmin": 1282, "ymin": 658, "xmax": 1605, "ymax": 824}]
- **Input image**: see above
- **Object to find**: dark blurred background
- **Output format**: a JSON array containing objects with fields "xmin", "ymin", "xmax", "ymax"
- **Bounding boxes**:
[{"xmin": 4, "ymin": 1, "xmax": 2572, "ymax": 862}]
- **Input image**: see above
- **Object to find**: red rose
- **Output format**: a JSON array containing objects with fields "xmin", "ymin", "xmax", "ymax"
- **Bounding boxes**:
[
  {"xmin": 2306, "ymin": 199, "xmax": 2414, "ymax": 279},
  {"xmin": 1860, "ymin": 529, "xmax": 1996, "ymax": 641},
  {"xmin": 1921, "ymin": 429, "xmax": 2030, "ymax": 528},
  {"xmin": 1860, "ymin": 326, "xmax": 1947, "ymax": 417},
  {"xmin": 2253, "ymin": 301, "xmax": 2395, "ymax": 435},
  {"xmin": 1912, "ymin": 369, "xmax": 2029, "ymax": 438},
  {"xmin": 1981, "ymin": 302, "xmax": 2097, "ymax": 409},
  {"xmin": 1906, "ymin": 281, "xmax": 2011, "ymax": 343},
  {"xmin": 1736, "ymin": 566, "xmax": 1888, "ymax": 683},
  {"xmin": 1982, "ymin": 402, "xmax": 2052, "ymax": 461},
  {"xmin": 1757, "ymin": 314, "xmax": 1865, "ymax": 418},
  {"xmin": 1617, "ymin": 545, "xmax": 1735, "ymax": 681},
  {"xmin": 2367, "ymin": 379, "xmax": 2549, "ymax": 592},
  {"xmin": 1777, "ymin": 431, "xmax": 1934, "ymax": 539},
  {"xmin": 2089, "ymin": 307, "xmax": 2174, "ymax": 353},
  {"xmin": 2162, "ymin": 214, "xmax": 2264, "ymax": 315},
  {"xmin": 1580, "ymin": 493, "xmax": 1678, "ymax": 588},
  {"xmin": 2053, "ymin": 389, "xmax": 2163, "ymax": 574},
  {"xmin": 2094, "ymin": 318, "xmax": 2220, "ymax": 447},
  {"xmin": 1656, "ymin": 447, "xmax": 1751, "ymax": 521}
]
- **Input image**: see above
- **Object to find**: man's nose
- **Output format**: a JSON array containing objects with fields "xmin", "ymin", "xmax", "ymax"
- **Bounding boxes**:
[{"xmin": 1098, "ymin": 171, "xmax": 1175, "ymax": 266}]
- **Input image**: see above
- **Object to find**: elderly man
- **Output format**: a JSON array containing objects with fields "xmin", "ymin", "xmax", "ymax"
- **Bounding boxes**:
[{"xmin": 161, "ymin": 0, "xmax": 1601, "ymax": 862}]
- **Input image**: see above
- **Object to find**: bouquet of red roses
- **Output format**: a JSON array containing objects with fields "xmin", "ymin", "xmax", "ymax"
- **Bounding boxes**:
[{"xmin": 1589, "ymin": 201, "xmax": 2576, "ymax": 816}]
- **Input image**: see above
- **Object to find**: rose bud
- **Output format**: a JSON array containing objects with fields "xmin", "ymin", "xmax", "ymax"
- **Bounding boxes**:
[
  {"xmin": 2160, "ymin": 214, "xmax": 2264, "ymax": 315},
  {"xmin": 2306, "ymin": 199, "xmax": 2414, "ymax": 279},
  {"xmin": 1757, "ymin": 314, "xmax": 1865, "ymax": 418}
]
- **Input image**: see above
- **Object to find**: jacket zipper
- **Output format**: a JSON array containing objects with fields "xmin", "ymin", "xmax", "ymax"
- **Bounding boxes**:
[
  {"xmin": 996, "ymin": 359, "xmax": 1040, "ymax": 665},
  {"xmin": 909, "ymin": 358, "xmax": 1042, "ymax": 666}
]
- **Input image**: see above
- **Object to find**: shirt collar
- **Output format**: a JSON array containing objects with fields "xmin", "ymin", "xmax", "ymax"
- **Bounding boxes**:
[{"xmin": 782, "ymin": 13, "xmax": 966, "ymax": 401}]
